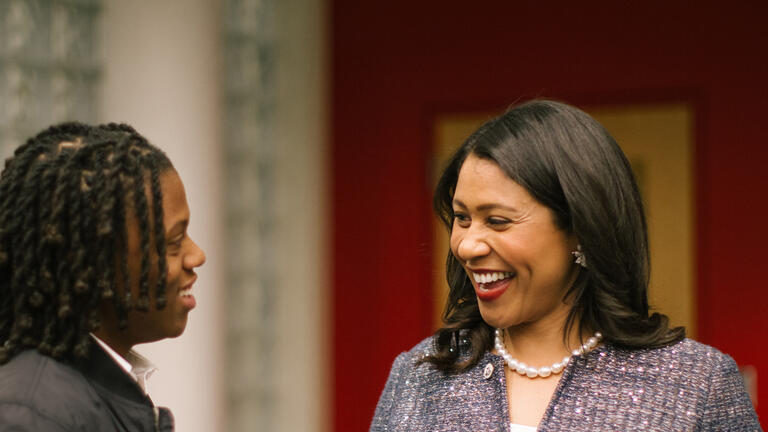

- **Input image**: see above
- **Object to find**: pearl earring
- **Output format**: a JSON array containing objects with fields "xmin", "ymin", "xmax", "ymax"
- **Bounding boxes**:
[{"xmin": 572, "ymin": 244, "xmax": 587, "ymax": 268}]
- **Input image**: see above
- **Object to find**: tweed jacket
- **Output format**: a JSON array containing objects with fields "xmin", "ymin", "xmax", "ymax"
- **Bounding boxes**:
[
  {"xmin": 371, "ymin": 337, "xmax": 761, "ymax": 431},
  {"xmin": 0, "ymin": 345, "xmax": 174, "ymax": 431}
]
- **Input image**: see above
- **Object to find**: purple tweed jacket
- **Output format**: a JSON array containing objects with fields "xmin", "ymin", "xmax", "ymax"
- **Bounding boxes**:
[{"xmin": 371, "ymin": 337, "xmax": 761, "ymax": 431}]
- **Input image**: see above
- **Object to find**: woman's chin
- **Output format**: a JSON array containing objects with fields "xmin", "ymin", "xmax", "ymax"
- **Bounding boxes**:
[
  {"xmin": 479, "ymin": 308, "xmax": 515, "ymax": 330},
  {"xmin": 479, "ymin": 302, "xmax": 535, "ymax": 330}
]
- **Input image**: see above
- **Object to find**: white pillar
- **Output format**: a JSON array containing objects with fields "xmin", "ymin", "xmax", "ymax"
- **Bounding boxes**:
[{"xmin": 99, "ymin": 1, "xmax": 225, "ymax": 431}]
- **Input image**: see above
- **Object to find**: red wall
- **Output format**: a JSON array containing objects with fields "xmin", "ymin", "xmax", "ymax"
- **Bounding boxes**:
[{"xmin": 331, "ymin": 1, "xmax": 768, "ymax": 430}]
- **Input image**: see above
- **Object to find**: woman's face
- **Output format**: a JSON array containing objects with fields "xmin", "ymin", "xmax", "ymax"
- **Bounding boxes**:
[{"xmin": 450, "ymin": 154, "xmax": 579, "ymax": 330}]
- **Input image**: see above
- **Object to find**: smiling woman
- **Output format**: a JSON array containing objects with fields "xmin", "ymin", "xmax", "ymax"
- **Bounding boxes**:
[
  {"xmin": 451, "ymin": 155, "xmax": 580, "ymax": 333},
  {"xmin": 370, "ymin": 100, "xmax": 760, "ymax": 431},
  {"xmin": 0, "ymin": 122, "xmax": 205, "ymax": 431}
]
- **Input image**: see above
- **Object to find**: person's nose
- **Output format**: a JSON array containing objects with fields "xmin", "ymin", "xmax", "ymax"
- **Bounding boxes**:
[
  {"xmin": 184, "ymin": 237, "xmax": 206, "ymax": 270},
  {"xmin": 454, "ymin": 227, "xmax": 491, "ymax": 264}
]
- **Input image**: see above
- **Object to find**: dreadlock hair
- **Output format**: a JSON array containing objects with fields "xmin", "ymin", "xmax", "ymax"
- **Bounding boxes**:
[{"xmin": 0, "ymin": 121, "xmax": 173, "ymax": 364}]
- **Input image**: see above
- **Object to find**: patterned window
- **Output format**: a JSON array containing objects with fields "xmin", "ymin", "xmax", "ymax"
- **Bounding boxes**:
[
  {"xmin": 0, "ymin": 0, "xmax": 101, "ymax": 158},
  {"xmin": 223, "ymin": 0, "xmax": 276, "ymax": 430}
]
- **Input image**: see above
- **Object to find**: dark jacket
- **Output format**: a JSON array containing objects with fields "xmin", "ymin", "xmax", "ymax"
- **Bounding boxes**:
[
  {"xmin": 0, "ymin": 345, "xmax": 174, "ymax": 431},
  {"xmin": 372, "ymin": 337, "xmax": 762, "ymax": 431}
]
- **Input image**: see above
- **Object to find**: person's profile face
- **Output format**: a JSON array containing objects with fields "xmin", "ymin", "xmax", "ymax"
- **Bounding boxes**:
[
  {"xmin": 449, "ymin": 154, "xmax": 579, "ymax": 330},
  {"xmin": 116, "ymin": 169, "xmax": 206, "ymax": 345}
]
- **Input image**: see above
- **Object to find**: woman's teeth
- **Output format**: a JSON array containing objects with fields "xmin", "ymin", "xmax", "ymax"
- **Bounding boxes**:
[
  {"xmin": 179, "ymin": 286, "xmax": 193, "ymax": 297},
  {"xmin": 472, "ymin": 271, "xmax": 514, "ymax": 284}
]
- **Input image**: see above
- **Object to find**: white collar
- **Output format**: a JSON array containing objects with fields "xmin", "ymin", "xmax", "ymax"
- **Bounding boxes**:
[{"xmin": 90, "ymin": 333, "xmax": 157, "ymax": 393}]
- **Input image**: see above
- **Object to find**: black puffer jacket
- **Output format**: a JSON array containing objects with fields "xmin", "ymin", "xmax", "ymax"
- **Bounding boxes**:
[{"xmin": 0, "ymin": 345, "xmax": 174, "ymax": 431}]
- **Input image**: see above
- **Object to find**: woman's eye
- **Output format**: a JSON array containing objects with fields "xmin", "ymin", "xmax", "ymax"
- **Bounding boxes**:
[
  {"xmin": 487, "ymin": 217, "xmax": 511, "ymax": 226},
  {"xmin": 453, "ymin": 213, "xmax": 470, "ymax": 225}
]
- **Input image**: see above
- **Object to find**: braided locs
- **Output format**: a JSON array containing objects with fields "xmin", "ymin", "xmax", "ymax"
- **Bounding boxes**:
[{"xmin": 0, "ymin": 122, "xmax": 173, "ymax": 364}]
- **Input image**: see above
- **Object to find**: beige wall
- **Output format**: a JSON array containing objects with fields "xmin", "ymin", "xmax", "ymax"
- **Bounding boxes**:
[
  {"xmin": 273, "ymin": 0, "xmax": 329, "ymax": 430},
  {"xmin": 99, "ymin": 1, "xmax": 225, "ymax": 431},
  {"xmin": 99, "ymin": 1, "xmax": 328, "ymax": 431}
]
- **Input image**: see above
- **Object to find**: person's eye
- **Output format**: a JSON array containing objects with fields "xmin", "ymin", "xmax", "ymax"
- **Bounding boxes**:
[
  {"xmin": 487, "ymin": 217, "xmax": 511, "ymax": 227},
  {"xmin": 167, "ymin": 236, "xmax": 184, "ymax": 249},
  {"xmin": 453, "ymin": 212, "xmax": 471, "ymax": 226}
]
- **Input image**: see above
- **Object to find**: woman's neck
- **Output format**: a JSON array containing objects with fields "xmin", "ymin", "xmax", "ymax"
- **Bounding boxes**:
[{"xmin": 499, "ymin": 309, "xmax": 589, "ymax": 366}]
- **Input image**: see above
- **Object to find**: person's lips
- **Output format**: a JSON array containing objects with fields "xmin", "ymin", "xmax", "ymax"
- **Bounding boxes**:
[
  {"xmin": 469, "ymin": 269, "xmax": 515, "ymax": 301},
  {"xmin": 177, "ymin": 277, "xmax": 197, "ymax": 309}
]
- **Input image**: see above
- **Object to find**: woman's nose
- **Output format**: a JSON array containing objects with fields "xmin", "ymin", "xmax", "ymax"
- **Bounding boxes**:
[{"xmin": 454, "ymin": 230, "xmax": 491, "ymax": 262}]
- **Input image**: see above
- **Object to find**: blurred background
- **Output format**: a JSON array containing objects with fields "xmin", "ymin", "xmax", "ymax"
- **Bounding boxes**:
[{"xmin": 1, "ymin": 0, "xmax": 766, "ymax": 431}]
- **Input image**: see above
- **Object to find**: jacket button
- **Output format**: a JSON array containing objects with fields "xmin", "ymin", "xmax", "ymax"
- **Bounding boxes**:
[{"xmin": 483, "ymin": 363, "xmax": 494, "ymax": 379}]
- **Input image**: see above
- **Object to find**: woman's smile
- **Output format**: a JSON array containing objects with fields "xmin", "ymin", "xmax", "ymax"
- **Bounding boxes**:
[
  {"xmin": 450, "ymin": 154, "xmax": 579, "ymax": 329},
  {"xmin": 469, "ymin": 269, "xmax": 516, "ymax": 301}
]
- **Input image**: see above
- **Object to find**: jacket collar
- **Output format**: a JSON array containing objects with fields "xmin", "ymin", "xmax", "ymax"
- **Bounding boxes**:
[{"xmin": 71, "ymin": 340, "xmax": 153, "ymax": 407}]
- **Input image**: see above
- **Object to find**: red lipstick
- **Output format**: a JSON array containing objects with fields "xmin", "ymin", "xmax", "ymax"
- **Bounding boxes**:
[
  {"xmin": 469, "ymin": 269, "xmax": 514, "ymax": 302},
  {"xmin": 474, "ymin": 280, "xmax": 509, "ymax": 301}
]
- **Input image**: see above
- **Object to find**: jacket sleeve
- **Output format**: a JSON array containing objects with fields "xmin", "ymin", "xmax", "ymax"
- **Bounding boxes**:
[
  {"xmin": 699, "ymin": 354, "xmax": 762, "ymax": 431},
  {"xmin": 0, "ymin": 403, "xmax": 71, "ymax": 432},
  {"xmin": 370, "ymin": 351, "xmax": 410, "ymax": 432}
]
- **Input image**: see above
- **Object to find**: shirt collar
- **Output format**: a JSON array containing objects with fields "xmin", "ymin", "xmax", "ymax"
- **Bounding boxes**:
[{"xmin": 90, "ymin": 333, "xmax": 157, "ymax": 393}]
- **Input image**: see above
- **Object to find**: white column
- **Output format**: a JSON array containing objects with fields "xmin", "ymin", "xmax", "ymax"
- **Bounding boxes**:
[{"xmin": 99, "ymin": 1, "xmax": 225, "ymax": 431}]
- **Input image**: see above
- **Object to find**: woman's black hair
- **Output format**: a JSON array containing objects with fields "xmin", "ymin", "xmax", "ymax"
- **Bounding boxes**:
[
  {"xmin": 0, "ymin": 122, "xmax": 173, "ymax": 364},
  {"xmin": 427, "ymin": 100, "xmax": 685, "ymax": 372}
]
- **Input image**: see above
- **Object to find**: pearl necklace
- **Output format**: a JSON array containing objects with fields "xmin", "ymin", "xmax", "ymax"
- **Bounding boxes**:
[{"xmin": 494, "ymin": 329, "xmax": 602, "ymax": 378}]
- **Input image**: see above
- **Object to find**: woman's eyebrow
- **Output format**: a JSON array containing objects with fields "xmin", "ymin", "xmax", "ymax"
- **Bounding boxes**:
[
  {"xmin": 476, "ymin": 203, "xmax": 518, "ymax": 212},
  {"xmin": 452, "ymin": 199, "xmax": 468, "ymax": 209},
  {"xmin": 453, "ymin": 199, "xmax": 518, "ymax": 212}
]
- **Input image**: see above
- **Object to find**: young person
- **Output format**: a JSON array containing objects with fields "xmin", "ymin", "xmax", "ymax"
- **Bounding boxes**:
[{"xmin": 0, "ymin": 122, "xmax": 206, "ymax": 431}]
